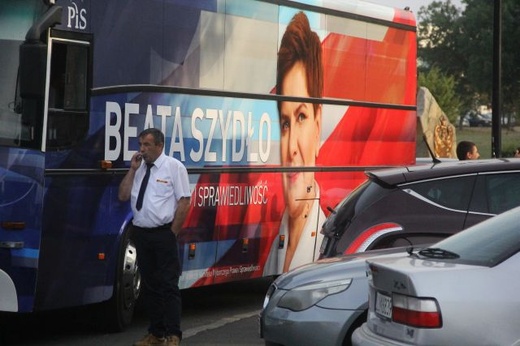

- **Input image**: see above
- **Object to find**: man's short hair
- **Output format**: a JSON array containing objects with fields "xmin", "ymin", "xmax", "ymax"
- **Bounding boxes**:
[
  {"xmin": 456, "ymin": 140, "xmax": 475, "ymax": 160},
  {"xmin": 139, "ymin": 128, "xmax": 164, "ymax": 145}
]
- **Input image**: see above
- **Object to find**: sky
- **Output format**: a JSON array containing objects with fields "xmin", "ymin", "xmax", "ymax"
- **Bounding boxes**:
[{"xmin": 365, "ymin": 0, "xmax": 464, "ymax": 19}]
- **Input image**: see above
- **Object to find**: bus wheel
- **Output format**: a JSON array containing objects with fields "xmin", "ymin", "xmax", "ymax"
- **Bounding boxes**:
[{"xmin": 105, "ymin": 228, "xmax": 141, "ymax": 332}]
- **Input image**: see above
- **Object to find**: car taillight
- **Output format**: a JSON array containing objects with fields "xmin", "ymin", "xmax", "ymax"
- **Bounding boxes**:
[{"xmin": 392, "ymin": 293, "xmax": 442, "ymax": 328}]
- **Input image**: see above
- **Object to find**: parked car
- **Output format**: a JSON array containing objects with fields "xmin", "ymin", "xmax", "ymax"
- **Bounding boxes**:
[
  {"xmin": 352, "ymin": 206, "xmax": 520, "ymax": 346},
  {"xmin": 456, "ymin": 114, "xmax": 470, "ymax": 127},
  {"xmin": 468, "ymin": 112, "xmax": 492, "ymax": 127},
  {"xmin": 259, "ymin": 246, "xmax": 427, "ymax": 346},
  {"xmin": 260, "ymin": 159, "xmax": 520, "ymax": 346},
  {"xmin": 320, "ymin": 158, "xmax": 520, "ymax": 259}
]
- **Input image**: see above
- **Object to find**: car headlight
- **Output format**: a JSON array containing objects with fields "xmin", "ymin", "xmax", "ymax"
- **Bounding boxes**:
[{"xmin": 277, "ymin": 279, "xmax": 352, "ymax": 311}]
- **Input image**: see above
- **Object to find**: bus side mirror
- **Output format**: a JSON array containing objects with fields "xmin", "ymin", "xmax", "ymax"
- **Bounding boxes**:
[{"xmin": 19, "ymin": 43, "xmax": 47, "ymax": 99}]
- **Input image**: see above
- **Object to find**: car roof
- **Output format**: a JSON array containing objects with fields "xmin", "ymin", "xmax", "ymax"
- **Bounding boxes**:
[{"xmin": 367, "ymin": 158, "xmax": 520, "ymax": 186}]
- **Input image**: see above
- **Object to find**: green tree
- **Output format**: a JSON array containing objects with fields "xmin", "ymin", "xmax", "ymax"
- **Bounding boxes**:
[
  {"xmin": 418, "ymin": 66, "xmax": 461, "ymax": 124},
  {"xmin": 417, "ymin": 0, "xmax": 463, "ymax": 77},
  {"xmin": 457, "ymin": 0, "xmax": 493, "ymax": 107},
  {"xmin": 418, "ymin": 0, "xmax": 520, "ymax": 120},
  {"xmin": 417, "ymin": 1, "xmax": 473, "ymax": 111}
]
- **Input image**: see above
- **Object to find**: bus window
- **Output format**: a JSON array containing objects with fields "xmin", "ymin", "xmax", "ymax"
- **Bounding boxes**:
[
  {"xmin": 46, "ymin": 36, "xmax": 90, "ymax": 149},
  {"xmin": 0, "ymin": 1, "xmax": 47, "ymax": 148},
  {"xmin": 49, "ymin": 42, "xmax": 88, "ymax": 110}
]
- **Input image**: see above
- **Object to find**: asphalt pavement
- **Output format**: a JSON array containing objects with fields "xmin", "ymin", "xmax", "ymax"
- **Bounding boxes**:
[
  {"xmin": 0, "ymin": 277, "xmax": 273, "ymax": 346},
  {"xmin": 183, "ymin": 314, "xmax": 263, "ymax": 345}
]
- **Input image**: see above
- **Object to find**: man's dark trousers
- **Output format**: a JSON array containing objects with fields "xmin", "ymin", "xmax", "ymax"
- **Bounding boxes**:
[{"xmin": 132, "ymin": 225, "xmax": 182, "ymax": 339}]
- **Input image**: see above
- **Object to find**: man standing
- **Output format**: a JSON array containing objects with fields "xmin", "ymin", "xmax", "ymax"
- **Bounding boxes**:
[{"xmin": 119, "ymin": 128, "xmax": 191, "ymax": 346}]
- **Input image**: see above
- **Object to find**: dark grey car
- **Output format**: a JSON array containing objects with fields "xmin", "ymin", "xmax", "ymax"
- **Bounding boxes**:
[{"xmin": 320, "ymin": 158, "xmax": 520, "ymax": 258}]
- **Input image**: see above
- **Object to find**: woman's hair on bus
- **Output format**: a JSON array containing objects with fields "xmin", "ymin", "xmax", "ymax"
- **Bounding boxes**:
[
  {"xmin": 276, "ymin": 11, "xmax": 323, "ymax": 115},
  {"xmin": 139, "ymin": 128, "xmax": 164, "ymax": 145}
]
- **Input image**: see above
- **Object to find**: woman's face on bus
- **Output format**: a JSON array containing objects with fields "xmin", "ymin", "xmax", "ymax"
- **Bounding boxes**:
[{"xmin": 279, "ymin": 61, "xmax": 321, "ymax": 217}]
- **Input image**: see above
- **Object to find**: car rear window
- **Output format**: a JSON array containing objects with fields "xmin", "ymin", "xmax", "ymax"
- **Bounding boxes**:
[{"xmin": 331, "ymin": 179, "xmax": 392, "ymax": 230}]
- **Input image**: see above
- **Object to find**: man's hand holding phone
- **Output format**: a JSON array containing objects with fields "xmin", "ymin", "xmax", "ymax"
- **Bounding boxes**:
[{"xmin": 131, "ymin": 153, "xmax": 143, "ymax": 170}]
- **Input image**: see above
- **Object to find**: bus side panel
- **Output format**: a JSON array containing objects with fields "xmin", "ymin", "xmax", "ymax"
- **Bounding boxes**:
[
  {"xmin": 86, "ymin": 0, "xmax": 417, "ymax": 286},
  {"xmin": 93, "ymin": 91, "xmax": 285, "ymax": 288},
  {"xmin": 181, "ymin": 171, "xmax": 284, "ymax": 288},
  {"xmin": 0, "ymin": 148, "xmax": 45, "ymax": 312},
  {"xmin": 34, "ymin": 143, "xmax": 129, "ymax": 311}
]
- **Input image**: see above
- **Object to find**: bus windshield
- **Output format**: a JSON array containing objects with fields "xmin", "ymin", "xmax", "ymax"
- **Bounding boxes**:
[{"xmin": 0, "ymin": 1, "xmax": 45, "ymax": 146}]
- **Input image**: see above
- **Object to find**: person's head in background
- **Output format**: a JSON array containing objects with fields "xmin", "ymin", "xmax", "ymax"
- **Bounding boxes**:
[
  {"xmin": 456, "ymin": 141, "xmax": 480, "ymax": 160},
  {"xmin": 276, "ymin": 11, "xmax": 323, "ymax": 219}
]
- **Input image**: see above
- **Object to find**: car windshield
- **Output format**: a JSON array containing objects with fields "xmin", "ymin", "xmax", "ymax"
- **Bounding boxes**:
[{"xmin": 424, "ymin": 207, "xmax": 520, "ymax": 266}]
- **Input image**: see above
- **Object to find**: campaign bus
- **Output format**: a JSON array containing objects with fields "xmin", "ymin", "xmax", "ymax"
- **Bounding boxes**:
[{"xmin": 0, "ymin": 0, "xmax": 416, "ymax": 330}]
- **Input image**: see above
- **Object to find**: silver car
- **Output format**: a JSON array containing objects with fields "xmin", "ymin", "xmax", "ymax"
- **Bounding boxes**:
[
  {"xmin": 259, "ymin": 247, "xmax": 418, "ymax": 346},
  {"xmin": 353, "ymin": 206, "xmax": 520, "ymax": 346}
]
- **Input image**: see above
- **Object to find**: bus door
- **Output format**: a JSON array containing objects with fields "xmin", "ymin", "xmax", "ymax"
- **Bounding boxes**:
[{"xmin": 35, "ymin": 30, "xmax": 99, "ymax": 311}]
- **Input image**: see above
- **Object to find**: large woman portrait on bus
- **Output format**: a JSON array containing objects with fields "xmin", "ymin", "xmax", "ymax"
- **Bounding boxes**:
[{"xmin": 263, "ymin": 11, "xmax": 325, "ymax": 275}]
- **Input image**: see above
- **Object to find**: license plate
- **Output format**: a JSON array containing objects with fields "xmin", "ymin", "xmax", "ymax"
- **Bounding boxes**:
[{"xmin": 375, "ymin": 292, "xmax": 392, "ymax": 319}]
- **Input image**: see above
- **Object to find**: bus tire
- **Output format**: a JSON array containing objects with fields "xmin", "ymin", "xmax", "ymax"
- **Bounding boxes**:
[{"xmin": 105, "ymin": 227, "xmax": 141, "ymax": 332}]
